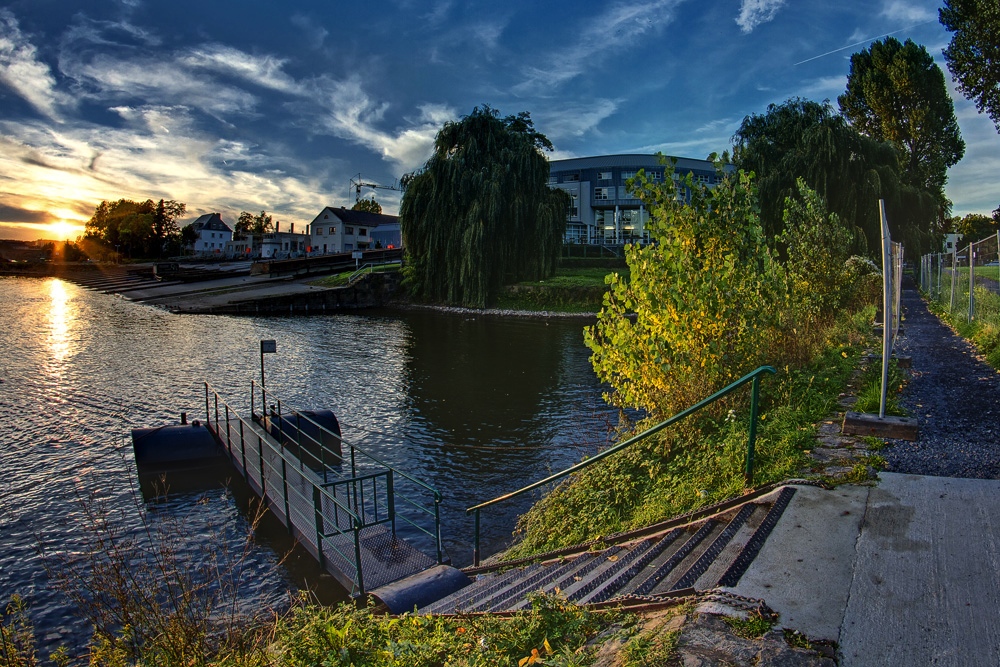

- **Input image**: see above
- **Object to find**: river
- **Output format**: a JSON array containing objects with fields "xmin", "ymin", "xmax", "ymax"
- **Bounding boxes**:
[{"xmin": 0, "ymin": 275, "xmax": 623, "ymax": 647}]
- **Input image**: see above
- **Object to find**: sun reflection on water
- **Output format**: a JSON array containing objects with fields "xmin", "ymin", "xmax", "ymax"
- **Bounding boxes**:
[{"xmin": 47, "ymin": 278, "xmax": 73, "ymax": 367}]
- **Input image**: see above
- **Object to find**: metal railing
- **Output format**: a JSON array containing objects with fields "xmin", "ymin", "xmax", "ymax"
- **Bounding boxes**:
[
  {"xmin": 251, "ymin": 382, "xmax": 444, "ymax": 565},
  {"xmin": 465, "ymin": 365, "xmax": 777, "ymax": 566},
  {"xmin": 921, "ymin": 232, "xmax": 1000, "ymax": 324},
  {"xmin": 204, "ymin": 382, "xmax": 370, "ymax": 594},
  {"xmin": 348, "ymin": 260, "xmax": 400, "ymax": 284}
]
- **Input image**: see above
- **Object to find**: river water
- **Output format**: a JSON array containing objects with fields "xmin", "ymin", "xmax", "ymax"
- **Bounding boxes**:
[{"xmin": 0, "ymin": 276, "xmax": 623, "ymax": 647}]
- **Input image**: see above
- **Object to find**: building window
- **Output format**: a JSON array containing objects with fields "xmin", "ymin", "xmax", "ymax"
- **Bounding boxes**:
[
  {"xmin": 548, "ymin": 176, "xmax": 558, "ymax": 184},
  {"xmin": 345, "ymin": 226, "xmax": 354, "ymax": 234},
  {"xmin": 564, "ymin": 174, "xmax": 580, "ymax": 182},
  {"xmin": 594, "ymin": 187, "xmax": 610, "ymax": 200},
  {"xmin": 324, "ymin": 214, "xmax": 329, "ymax": 219},
  {"xmin": 621, "ymin": 171, "xmax": 636, "ymax": 181},
  {"xmin": 331, "ymin": 227, "xmax": 336, "ymax": 234},
  {"xmin": 316, "ymin": 228, "xmax": 322, "ymax": 235},
  {"xmin": 359, "ymin": 228, "xmax": 367, "ymax": 236},
  {"xmin": 597, "ymin": 171, "xmax": 612, "ymax": 181}
]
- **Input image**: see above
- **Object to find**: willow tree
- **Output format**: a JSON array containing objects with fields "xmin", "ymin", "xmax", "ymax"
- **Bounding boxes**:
[
  {"xmin": 399, "ymin": 106, "xmax": 569, "ymax": 308},
  {"xmin": 732, "ymin": 98, "xmax": 935, "ymax": 255}
]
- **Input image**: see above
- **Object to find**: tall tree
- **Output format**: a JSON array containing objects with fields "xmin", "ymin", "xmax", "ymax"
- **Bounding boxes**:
[
  {"xmin": 940, "ymin": 0, "xmax": 1000, "ymax": 132},
  {"xmin": 952, "ymin": 212, "xmax": 997, "ymax": 242},
  {"xmin": 731, "ymin": 98, "xmax": 929, "ymax": 253},
  {"xmin": 399, "ymin": 106, "xmax": 569, "ymax": 308},
  {"xmin": 84, "ymin": 198, "xmax": 185, "ymax": 258},
  {"xmin": 838, "ymin": 38, "xmax": 965, "ymax": 201},
  {"xmin": 234, "ymin": 210, "xmax": 274, "ymax": 244},
  {"xmin": 352, "ymin": 198, "xmax": 382, "ymax": 214}
]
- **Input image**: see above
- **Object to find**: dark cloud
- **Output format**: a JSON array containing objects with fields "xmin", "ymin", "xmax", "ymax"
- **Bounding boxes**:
[{"xmin": 0, "ymin": 205, "xmax": 52, "ymax": 223}]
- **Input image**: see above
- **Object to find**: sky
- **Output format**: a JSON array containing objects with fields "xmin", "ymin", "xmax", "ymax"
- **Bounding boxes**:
[{"xmin": 1, "ymin": 0, "xmax": 998, "ymax": 242}]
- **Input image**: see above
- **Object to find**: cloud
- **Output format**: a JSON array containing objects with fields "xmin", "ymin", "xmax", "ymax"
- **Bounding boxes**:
[
  {"xmin": 290, "ymin": 13, "xmax": 328, "ymax": 50},
  {"xmin": 537, "ymin": 99, "xmax": 619, "ymax": 143},
  {"xmin": 0, "ymin": 203, "xmax": 50, "ymax": 223},
  {"xmin": 316, "ymin": 79, "xmax": 454, "ymax": 171},
  {"xmin": 880, "ymin": 0, "xmax": 937, "ymax": 24},
  {"xmin": 736, "ymin": 0, "xmax": 787, "ymax": 34},
  {"xmin": 0, "ymin": 10, "xmax": 70, "ymax": 120},
  {"xmin": 181, "ymin": 45, "xmax": 302, "ymax": 94},
  {"xmin": 513, "ymin": 0, "xmax": 686, "ymax": 96}
]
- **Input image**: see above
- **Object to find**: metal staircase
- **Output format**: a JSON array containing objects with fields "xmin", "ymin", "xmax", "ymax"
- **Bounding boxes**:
[{"xmin": 420, "ymin": 486, "xmax": 795, "ymax": 614}]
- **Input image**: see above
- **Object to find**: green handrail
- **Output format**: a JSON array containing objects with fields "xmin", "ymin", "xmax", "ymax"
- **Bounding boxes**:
[{"xmin": 466, "ymin": 365, "xmax": 777, "ymax": 566}]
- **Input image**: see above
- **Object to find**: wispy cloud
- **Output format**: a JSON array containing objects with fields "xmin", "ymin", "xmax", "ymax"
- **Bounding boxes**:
[
  {"xmin": 736, "ymin": 0, "xmax": 787, "ymax": 34},
  {"xmin": 0, "ymin": 10, "xmax": 70, "ymax": 120},
  {"xmin": 880, "ymin": 0, "xmax": 937, "ymax": 24},
  {"xmin": 513, "ymin": 0, "xmax": 686, "ymax": 96},
  {"xmin": 290, "ymin": 13, "xmax": 328, "ymax": 50},
  {"xmin": 537, "ymin": 100, "xmax": 619, "ymax": 143}
]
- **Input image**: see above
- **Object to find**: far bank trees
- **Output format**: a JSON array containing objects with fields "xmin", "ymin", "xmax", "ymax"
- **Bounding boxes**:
[
  {"xmin": 399, "ymin": 106, "xmax": 569, "ymax": 308},
  {"xmin": 85, "ymin": 198, "xmax": 186, "ymax": 258}
]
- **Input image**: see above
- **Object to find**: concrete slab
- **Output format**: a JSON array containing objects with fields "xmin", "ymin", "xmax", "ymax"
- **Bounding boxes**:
[
  {"xmin": 724, "ymin": 484, "xmax": 870, "ymax": 642},
  {"xmin": 839, "ymin": 473, "xmax": 1000, "ymax": 666}
]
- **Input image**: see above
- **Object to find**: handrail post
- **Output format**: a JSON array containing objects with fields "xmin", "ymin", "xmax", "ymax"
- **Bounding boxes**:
[
  {"xmin": 250, "ymin": 380, "xmax": 255, "ymax": 419},
  {"xmin": 204, "ymin": 383, "xmax": 210, "ymax": 424},
  {"xmin": 354, "ymin": 525, "xmax": 365, "ymax": 596},
  {"xmin": 224, "ymin": 404, "xmax": 231, "ymax": 450},
  {"xmin": 239, "ymin": 418, "xmax": 247, "ymax": 473},
  {"xmin": 387, "ymin": 472, "xmax": 396, "ymax": 536},
  {"xmin": 435, "ymin": 495, "xmax": 443, "ymax": 564},
  {"xmin": 744, "ymin": 374, "xmax": 763, "ymax": 486},
  {"xmin": 214, "ymin": 393, "xmax": 220, "ymax": 432},
  {"xmin": 473, "ymin": 508, "xmax": 481, "ymax": 567},
  {"xmin": 313, "ymin": 485, "xmax": 325, "ymax": 568}
]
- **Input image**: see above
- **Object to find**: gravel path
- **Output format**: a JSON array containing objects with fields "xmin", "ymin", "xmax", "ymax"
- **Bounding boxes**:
[{"xmin": 883, "ymin": 281, "xmax": 1000, "ymax": 478}]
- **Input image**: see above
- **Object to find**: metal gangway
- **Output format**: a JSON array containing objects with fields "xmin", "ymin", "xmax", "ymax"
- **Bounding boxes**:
[{"xmin": 203, "ymin": 381, "xmax": 445, "ymax": 596}]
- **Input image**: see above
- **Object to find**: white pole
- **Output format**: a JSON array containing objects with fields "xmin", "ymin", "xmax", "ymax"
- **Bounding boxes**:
[{"xmin": 879, "ymin": 200, "xmax": 891, "ymax": 419}]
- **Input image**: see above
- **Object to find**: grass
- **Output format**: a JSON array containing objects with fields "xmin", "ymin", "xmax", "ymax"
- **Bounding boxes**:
[
  {"xmin": 494, "ymin": 267, "xmax": 620, "ymax": 312},
  {"xmin": 501, "ymin": 306, "xmax": 878, "ymax": 560},
  {"xmin": 724, "ymin": 611, "xmax": 774, "ymax": 639},
  {"xmin": 926, "ymin": 274, "xmax": 1000, "ymax": 370},
  {"xmin": 852, "ymin": 358, "xmax": 907, "ymax": 416},
  {"xmin": 308, "ymin": 262, "xmax": 401, "ymax": 288}
]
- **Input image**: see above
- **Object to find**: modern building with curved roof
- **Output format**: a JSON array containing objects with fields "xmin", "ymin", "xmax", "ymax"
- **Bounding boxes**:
[{"xmin": 548, "ymin": 154, "xmax": 726, "ymax": 245}]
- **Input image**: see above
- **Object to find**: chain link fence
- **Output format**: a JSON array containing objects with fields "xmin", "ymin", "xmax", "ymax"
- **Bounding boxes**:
[{"xmin": 920, "ymin": 232, "xmax": 1000, "ymax": 322}]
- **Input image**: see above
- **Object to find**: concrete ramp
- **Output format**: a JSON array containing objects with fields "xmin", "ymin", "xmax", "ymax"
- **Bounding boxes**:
[{"xmin": 726, "ymin": 473, "xmax": 1000, "ymax": 666}]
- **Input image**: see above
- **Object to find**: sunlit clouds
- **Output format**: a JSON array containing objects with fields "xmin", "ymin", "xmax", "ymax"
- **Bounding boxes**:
[{"xmin": 0, "ymin": 0, "xmax": 998, "ymax": 241}]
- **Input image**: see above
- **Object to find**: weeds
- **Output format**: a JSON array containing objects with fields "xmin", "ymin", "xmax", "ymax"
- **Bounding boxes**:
[{"xmin": 724, "ymin": 611, "xmax": 773, "ymax": 639}]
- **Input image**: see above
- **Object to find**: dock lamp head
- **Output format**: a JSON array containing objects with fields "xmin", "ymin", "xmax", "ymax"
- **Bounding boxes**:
[{"xmin": 260, "ymin": 339, "xmax": 276, "ymax": 388}]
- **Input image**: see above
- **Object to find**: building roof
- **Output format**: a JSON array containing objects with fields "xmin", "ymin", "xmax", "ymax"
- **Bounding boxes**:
[
  {"xmin": 548, "ymin": 153, "xmax": 726, "ymax": 175},
  {"xmin": 316, "ymin": 206, "xmax": 399, "ymax": 228},
  {"xmin": 191, "ymin": 213, "xmax": 232, "ymax": 233}
]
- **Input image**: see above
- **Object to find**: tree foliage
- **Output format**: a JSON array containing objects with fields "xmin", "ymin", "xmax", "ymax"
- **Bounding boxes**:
[
  {"xmin": 732, "ymin": 98, "xmax": 904, "ymax": 252},
  {"xmin": 940, "ymin": 0, "xmax": 1000, "ymax": 132},
  {"xmin": 352, "ymin": 198, "xmax": 382, "ymax": 214},
  {"xmin": 84, "ymin": 198, "xmax": 185, "ymax": 258},
  {"xmin": 399, "ymin": 106, "xmax": 569, "ymax": 308},
  {"xmin": 952, "ymin": 212, "xmax": 998, "ymax": 242},
  {"xmin": 778, "ymin": 179, "xmax": 855, "ymax": 323},
  {"xmin": 234, "ymin": 210, "xmax": 274, "ymax": 242},
  {"xmin": 585, "ymin": 165, "xmax": 786, "ymax": 419},
  {"xmin": 838, "ymin": 37, "xmax": 965, "ymax": 200}
]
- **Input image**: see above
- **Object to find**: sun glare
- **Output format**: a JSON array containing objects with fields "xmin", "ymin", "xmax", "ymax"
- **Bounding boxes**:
[{"xmin": 48, "ymin": 220, "xmax": 83, "ymax": 240}]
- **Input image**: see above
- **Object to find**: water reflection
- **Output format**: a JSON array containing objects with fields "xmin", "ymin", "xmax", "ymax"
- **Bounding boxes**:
[{"xmin": 47, "ymin": 279, "xmax": 72, "ymax": 364}]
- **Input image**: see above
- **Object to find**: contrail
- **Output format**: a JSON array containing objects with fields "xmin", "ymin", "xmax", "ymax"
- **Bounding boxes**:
[{"xmin": 793, "ymin": 20, "xmax": 937, "ymax": 66}]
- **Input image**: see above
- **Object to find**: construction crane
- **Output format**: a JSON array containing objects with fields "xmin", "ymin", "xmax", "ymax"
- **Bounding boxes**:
[{"xmin": 349, "ymin": 174, "xmax": 401, "ymax": 203}]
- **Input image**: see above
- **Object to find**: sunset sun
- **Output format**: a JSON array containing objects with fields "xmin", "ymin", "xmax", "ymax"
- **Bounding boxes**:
[{"xmin": 47, "ymin": 220, "xmax": 84, "ymax": 240}]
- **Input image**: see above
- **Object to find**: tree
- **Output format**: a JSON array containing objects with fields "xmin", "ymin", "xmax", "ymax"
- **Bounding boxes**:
[
  {"xmin": 84, "ymin": 198, "xmax": 185, "ymax": 258},
  {"xmin": 838, "ymin": 38, "xmax": 965, "ymax": 201},
  {"xmin": 953, "ymin": 213, "xmax": 997, "ymax": 242},
  {"xmin": 399, "ymin": 106, "xmax": 569, "ymax": 308},
  {"xmin": 732, "ymin": 98, "xmax": 933, "ymax": 254},
  {"xmin": 352, "ymin": 198, "xmax": 382, "ymax": 214},
  {"xmin": 585, "ymin": 165, "xmax": 785, "ymax": 418},
  {"xmin": 234, "ymin": 210, "xmax": 274, "ymax": 244},
  {"xmin": 940, "ymin": 0, "xmax": 1000, "ymax": 132}
]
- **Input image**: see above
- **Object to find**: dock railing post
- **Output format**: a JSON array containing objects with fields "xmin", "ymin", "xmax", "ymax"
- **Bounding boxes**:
[
  {"xmin": 354, "ymin": 526, "xmax": 365, "ymax": 596},
  {"xmin": 387, "ymin": 472, "xmax": 396, "ymax": 536},
  {"xmin": 313, "ymin": 485, "xmax": 325, "ymax": 568},
  {"xmin": 239, "ymin": 418, "xmax": 247, "ymax": 473},
  {"xmin": 473, "ymin": 509, "xmax": 481, "ymax": 567},
  {"xmin": 435, "ymin": 495, "xmax": 443, "ymax": 564}
]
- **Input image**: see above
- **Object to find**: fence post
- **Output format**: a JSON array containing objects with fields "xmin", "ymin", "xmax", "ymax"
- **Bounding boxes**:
[
  {"xmin": 313, "ymin": 486, "xmax": 325, "ymax": 569},
  {"xmin": 969, "ymin": 244, "xmax": 975, "ymax": 323},
  {"xmin": 744, "ymin": 374, "xmax": 762, "ymax": 486},
  {"xmin": 951, "ymin": 249, "xmax": 958, "ymax": 312}
]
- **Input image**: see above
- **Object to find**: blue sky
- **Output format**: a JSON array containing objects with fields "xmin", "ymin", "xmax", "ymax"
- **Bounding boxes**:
[{"xmin": 1, "ymin": 0, "xmax": 997, "ymax": 241}]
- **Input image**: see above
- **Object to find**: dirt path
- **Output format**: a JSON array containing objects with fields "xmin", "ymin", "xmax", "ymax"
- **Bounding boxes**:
[{"xmin": 882, "ymin": 282, "xmax": 1000, "ymax": 479}]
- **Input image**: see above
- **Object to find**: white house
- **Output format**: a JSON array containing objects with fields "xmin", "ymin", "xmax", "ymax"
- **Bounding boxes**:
[
  {"xmin": 188, "ymin": 213, "xmax": 232, "ymax": 255},
  {"xmin": 260, "ymin": 224, "xmax": 309, "ymax": 259},
  {"xmin": 307, "ymin": 207, "xmax": 401, "ymax": 254}
]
